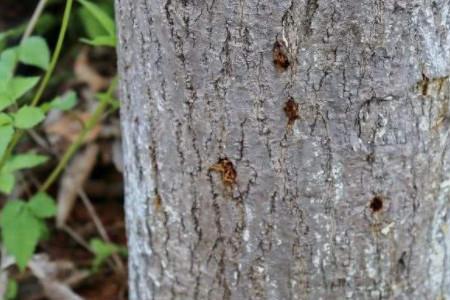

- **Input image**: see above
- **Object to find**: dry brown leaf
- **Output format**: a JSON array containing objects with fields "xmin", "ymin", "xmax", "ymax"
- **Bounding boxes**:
[
  {"xmin": 56, "ymin": 144, "xmax": 99, "ymax": 227},
  {"xmin": 28, "ymin": 254, "xmax": 88, "ymax": 300},
  {"xmin": 74, "ymin": 47, "xmax": 109, "ymax": 92},
  {"xmin": 45, "ymin": 112, "xmax": 101, "ymax": 144}
]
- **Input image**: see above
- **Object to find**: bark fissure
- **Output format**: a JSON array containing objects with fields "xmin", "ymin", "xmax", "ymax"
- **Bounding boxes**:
[{"xmin": 117, "ymin": 0, "xmax": 450, "ymax": 298}]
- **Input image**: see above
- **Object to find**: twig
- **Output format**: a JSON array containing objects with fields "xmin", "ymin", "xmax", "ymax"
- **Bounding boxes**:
[
  {"xmin": 61, "ymin": 225, "xmax": 91, "ymax": 252},
  {"xmin": 28, "ymin": 128, "xmax": 53, "ymax": 154},
  {"xmin": 21, "ymin": 0, "xmax": 49, "ymax": 42},
  {"xmin": 78, "ymin": 189, "xmax": 125, "ymax": 274},
  {"xmin": 62, "ymin": 225, "xmax": 117, "ymax": 272}
]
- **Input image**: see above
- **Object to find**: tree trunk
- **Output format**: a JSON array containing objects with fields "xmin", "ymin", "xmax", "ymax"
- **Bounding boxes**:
[{"xmin": 115, "ymin": 0, "xmax": 450, "ymax": 299}]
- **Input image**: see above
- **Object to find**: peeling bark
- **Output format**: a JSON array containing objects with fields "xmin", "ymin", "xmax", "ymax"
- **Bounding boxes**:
[{"xmin": 116, "ymin": 0, "xmax": 450, "ymax": 299}]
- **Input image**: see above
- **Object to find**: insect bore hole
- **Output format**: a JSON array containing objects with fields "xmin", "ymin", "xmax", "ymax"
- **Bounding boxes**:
[
  {"xmin": 209, "ymin": 158, "xmax": 237, "ymax": 187},
  {"xmin": 284, "ymin": 97, "xmax": 299, "ymax": 126},
  {"xmin": 370, "ymin": 196, "xmax": 383, "ymax": 212},
  {"xmin": 273, "ymin": 40, "xmax": 290, "ymax": 72}
]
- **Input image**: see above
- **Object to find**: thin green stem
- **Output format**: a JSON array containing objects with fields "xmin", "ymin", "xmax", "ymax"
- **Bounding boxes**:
[
  {"xmin": 40, "ymin": 78, "xmax": 117, "ymax": 192},
  {"xmin": 0, "ymin": 0, "xmax": 74, "ymax": 171},
  {"xmin": 39, "ymin": 101, "xmax": 107, "ymax": 192},
  {"xmin": 31, "ymin": 0, "xmax": 74, "ymax": 107}
]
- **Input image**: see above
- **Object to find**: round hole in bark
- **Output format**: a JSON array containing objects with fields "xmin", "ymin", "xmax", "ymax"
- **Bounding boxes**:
[
  {"xmin": 370, "ymin": 196, "xmax": 383, "ymax": 212},
  {"xmin": 366, "ymin": 153, "xmax": 375, "ymax": 163}
]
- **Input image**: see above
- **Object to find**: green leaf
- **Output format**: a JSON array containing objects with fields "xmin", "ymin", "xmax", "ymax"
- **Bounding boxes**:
[
  {"xmin": 6, "ymin": 279, "xmax": 18, "ymax": 300},
  {"xmin": 78, "ymin": 7, "xmax": 109, "ymax": 39},
  {"xmin": 78, "ymin": 0, "xmax": 115, "ymax": 36},
  {"xmin": 12, "ymin": 106, "xmax": 45, "ymax": 129},
  {"xmin": 41, "ymin": 91, "xmax": 77, "ymax": 112},
  {"xmin": 0, "ymin": 173, "xmax": 15, "ymax": 194},
  {"xmin": 0, "ymin": 48, "xmax": 17, "ymax": 82},
  {"xmin": 36, "ymin": 219, "xmax": 50, "ymax": 240},
  {"xmin": 97, "ymin": 92, "xmax": 119, "ymax": 109},
  {"xmin": 0, "ymin": 26, "xmax": 22, "ymax": 50},
  {"xmin": 10, "ymin": 76, "xmax": 40, "ymax": 102},
  {"xmin": 0, "ymin": 113, "xmax": 12, "ymax": 125},
  {"xmin": 1, "ymin": 77, "xmax": 40, "ymax": 111},
  {"xmin": 0, "ymin": 92, "xmax": 13, "ymax": 112},
  {"xmin": 0, "ymin": 49, "xmax": 18, "ymax": 111},
  {"xmin": 0, "ymin": 201, "xmax": 41, "ymax": 270},
  {"xmin": 19, "ymin": 36, "xmax": 50, "ymax": 70},
  {"xmin": 90, "ymin": 238, "xmax": 125, "ymax": 271},
  {"xmin": 28, "ymin": 193, "xmax": 56, "ymax": 218},
  {"xmin": 0, "ymin": 200, "xmax": 24, "ymax": 227},
  {"xmin": 4, "ymin": 153, "xmax": 48, "ymax": 172},
  {"xmin": 35, "ymin": 14, "xmax": 58, "ymax": 36},
  {"xmin": 80, "ymin": 35, "xmax": 116, "ymax": 47},
  {"xmin": 0, "ymin": 125, "xmax": 14, "ymax": 158}
]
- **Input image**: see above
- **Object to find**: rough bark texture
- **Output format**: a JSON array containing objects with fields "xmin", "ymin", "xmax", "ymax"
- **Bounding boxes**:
[{"xmin": 116, "ymin": 0, "xmax": 450, "ymax": 299}]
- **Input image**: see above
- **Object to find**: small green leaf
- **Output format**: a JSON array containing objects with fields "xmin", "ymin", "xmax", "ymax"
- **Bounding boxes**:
[
  {"xmin": 4, "ymin": 153, "xmax": 48, "ymax": 172},
  {"xmin": 0, "ymin": 26, "xmax": 22, "ymax": 49},
  {"xmin": 0, "ymin": 113, "xmax": 12, "ymax": 125},
  {"xmin": 0, "ymin": 202, "xmax": 41, "ymax": 270},
  {"xmin": 78, "ymin": 0, "xmax": 115, "ymax": 36},
  {"xmin": 0, "ymin": 77, "xmax": 40, "ymax": 111},
  {"xmin": 0, "ymin": 173, "xmax": 15, "ymax": 194},
  {"xmin": 41, "ymin": 91, "xmax": 77, "ymax": 112},
  {"xmin": 13, "ymin": 106, "xmax": 45, "ymax": 129},
  {"xmin": 78, "ymin": 7, "xmax": 109, "ymax": 39},
  {"xmin": 10, "ymin": 76, "xmax": 40, "ymax": 103},
  {"xmin": 0, "ymin": 200, "xmax": 25, "ymax": 227},
  {"xmin": 28, "ymin": 193, "xmax": 56, "ymax": 218},
  {"xmin": 35, "ymin": 14, "xmax": 58, "ymax": 36},
  {"xmin": 37, "ymin": 219, "xmax": 50, "ymax": 240},
  {"xmin": 0, "ymin": 48, "xmax": 17, "ymax": 82},
  {"xmin": 90, "ymin": 238, "xmax": 125, "ymax": 271},
  {"xmin": 0, "ymin": 125, "xmax": 14, "ymax": 158},
  {"xmin": 19, "ymin": 36, "xmax": 50, "ymax": 70},
  {"xmin": 0, "ymin": 93, "xmax": 14, "ymax": 112},
  {"xmin": 6, "ymin": 279, "xmax": 18, "ymax": 300},
  {"xmin": 80, "ymin": 35, "xmax": 116, "ymax": 47}
]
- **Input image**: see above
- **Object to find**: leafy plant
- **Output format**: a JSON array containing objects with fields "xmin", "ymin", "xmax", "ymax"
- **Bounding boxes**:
[
  {"xmin": 0, "ymin": 14, "xmax": 57, "ymax": 52},
  {"xmin": 18, "ymin": 36, "xmax": 50, "ymax": 70},
  {"xmin": 90, "ymin": 238, "xmax": 127, "ymax": 272},
  {"xmin": 0, "ymin": 37, "xmax": 78, "ymax": 194},
  {"xmin": 0, "ymin": 193, "xmax": 56, "ymax": 270},
  {"xmin": 0, "ymin": 5, "xmax": 78, "ymax": 269},
  {"xmin": 0, "ymin": 0, "xmax": 119, "ymax": 278},
  {"xmin": 0, "ymin": 36, "xmax": 55, "ymax": 194},
  {"xmin": 78, "ymin": 0, "xmax": 116, "ymax": 47},
  {"xmin": 41, "ymin": 91, "xmax": 77, "ymax": 112}
]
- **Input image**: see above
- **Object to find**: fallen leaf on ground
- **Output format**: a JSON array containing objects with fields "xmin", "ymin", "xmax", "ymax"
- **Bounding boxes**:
[
  {"xmin": 56, "ymin": 144, "xmax": 99, "ymax": 227},
  {"xmin": 45, "ymin": 112, "xmax": 101, "ymax": 144},
  {"xmin": 74, "ymin": 47, "xmax": 110, "ymax": 92},
  {"xmin": 28, "ymin": 254, "xmax": 88, "ymax": 300}
]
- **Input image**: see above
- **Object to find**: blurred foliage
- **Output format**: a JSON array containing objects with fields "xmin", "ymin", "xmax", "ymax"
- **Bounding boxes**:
[{"xmin": 0, "ymin": 0, "xmax": 120, "ymax": 289}]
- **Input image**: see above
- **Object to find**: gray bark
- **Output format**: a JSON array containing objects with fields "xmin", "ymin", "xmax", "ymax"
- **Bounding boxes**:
[{"xmin": 115, "ymin": 0, "xmax": 450, "ymax": 299}]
